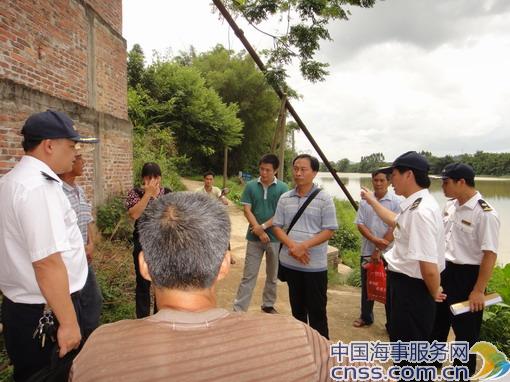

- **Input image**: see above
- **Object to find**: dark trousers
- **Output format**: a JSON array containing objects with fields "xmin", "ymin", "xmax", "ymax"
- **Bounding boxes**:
[
  {"xmin": 283, "ymin": 265, "xmax": 329, "ymax": 339},
  {"xmin": 132, "ymin": 246, "xmax": 157, "ymax": 318},
  {"xmin": 1, "ymin": 294, "xmax": 82, "ymax": 382},
  {"xmin": 79, "ymin": 264, "xmax": 103, "ymax": 339},
  {"xmin": 385, "ymin": 264, "xmax": 391, "ymax": 333},
  {"xmin": 360, "ymin": 257, "xmax": 374, "ymax": 324},
  {"xmin": 430, "ymin": 262, "xmax": 482, "ymax": 378},
  {"xmin": 387, "ymin": 270, "xmax": 436, "ymax": 342},
  {"xmin": 387, "ymin": 271, "xmax": 436, "ymax": 381}
]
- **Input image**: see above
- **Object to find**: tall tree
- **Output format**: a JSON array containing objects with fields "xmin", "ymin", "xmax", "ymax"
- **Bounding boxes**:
[
  {"xmin": 127, "ymin": 44, "xmax": 146, "ymax": 89},
  {"xmin": 192, "ymin": 45, "xmax": 281, "ymax": 174},
  {"xmin": 223, "ymin": 0, "xmax": 377, "ymax": 85},
  {"xmin": 127, "ymin": 58, "xmax": 243, "ymax": 172}
]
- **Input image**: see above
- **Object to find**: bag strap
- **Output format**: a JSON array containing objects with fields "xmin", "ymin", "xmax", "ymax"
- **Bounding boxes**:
[{"xmin": 279, "ymin": 188, "xmax": 321, "ymax": 253}]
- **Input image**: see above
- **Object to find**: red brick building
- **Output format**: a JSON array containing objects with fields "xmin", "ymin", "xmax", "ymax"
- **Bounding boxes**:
[{"xmin": 0, "ymin": 0, "xmax": 133, "ymax": 205}]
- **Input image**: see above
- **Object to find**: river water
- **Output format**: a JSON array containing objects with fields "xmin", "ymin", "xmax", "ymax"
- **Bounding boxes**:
[{"xmin": 315, "ymin": 173, "xmax": 510, "ymax": 265}]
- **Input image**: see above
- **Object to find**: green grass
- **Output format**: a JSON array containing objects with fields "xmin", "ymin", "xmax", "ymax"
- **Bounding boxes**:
[
  {"xmin": 481, "ymin": 264, "xmax": 510, "ymax": 356},
  {"xmin": 329, "ymin": 199, "xmax": 362, "ymax": 287}
]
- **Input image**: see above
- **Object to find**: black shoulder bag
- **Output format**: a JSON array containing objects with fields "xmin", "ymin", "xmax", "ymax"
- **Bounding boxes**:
[{"xmin": 277, "ymin": 188, "xmax": 321, "ymax": 282}]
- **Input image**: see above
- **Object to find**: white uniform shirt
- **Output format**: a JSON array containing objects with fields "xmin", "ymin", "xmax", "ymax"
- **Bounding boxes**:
[
  {"xmin": 385, "ymin": 189, "xmax": 446, "ymax": 279},
  {"xmin": 0, "ymin": 156, "xmax": 87, "ymax": 303},
  {"xmin": 444, "ymin": 192, "xmax": 500, "ymax": 265}
]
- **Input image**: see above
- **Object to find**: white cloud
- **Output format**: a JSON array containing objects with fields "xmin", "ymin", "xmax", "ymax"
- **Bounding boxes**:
[{"xmin": 123, "ymin": 0, "xmax": 510, "ymax": 162}]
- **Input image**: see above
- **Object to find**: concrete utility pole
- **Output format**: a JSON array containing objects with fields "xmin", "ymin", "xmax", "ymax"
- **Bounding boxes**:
[{"xmin": 212, "ymin": 0, "xmax": 358, "ymax": 210}]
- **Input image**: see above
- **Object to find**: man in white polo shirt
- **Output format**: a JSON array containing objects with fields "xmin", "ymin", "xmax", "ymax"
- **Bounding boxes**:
[
  {"xmin": 361, "ymin": 151, "xmax": 446, "ymax": 368},
  {"xmin": 431, "ymin": 163, "xmax": 500, "ymax": 379},
  {"xmin": 0, "ymin": 110, "xmax": 97, "ymax": 381}
]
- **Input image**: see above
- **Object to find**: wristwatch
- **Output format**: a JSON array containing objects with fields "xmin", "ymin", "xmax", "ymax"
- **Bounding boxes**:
[{"xmin": 261, "ymin": 223, "xmax": 267, "ymax": 230}]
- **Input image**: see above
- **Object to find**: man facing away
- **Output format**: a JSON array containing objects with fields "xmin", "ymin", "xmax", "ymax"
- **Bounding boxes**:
[
  {"xmin": 273, "ymin": 154, "xmax": 338, "ymax": 339},
  {"xmin": 431, "ymin": 163, "xmax": 500, "ymax": 378},
  {"xmin": 0, "ymin": 110, "xmax": 96, "ymax": 381},
  {"xmin": 59, "ymin": 149, "xmax": 103, "ymax": 339},
  {"xmin": 195, "ymin": 170, "xmax": 228, "ymax": 205},
  {"xmin": 360, "ymin": 151, "xmax": 445, "ymax": 351},
  {"xmin": 70, "ymin": 192, "xmax": 338, "ymax": 382},
  {"xmin": 233, "ymin": 154, "xmax": 288, "ymax": 314},
  {"xmin": 353, "ymin": 170, "xmax": 401, "ymax": 329}
]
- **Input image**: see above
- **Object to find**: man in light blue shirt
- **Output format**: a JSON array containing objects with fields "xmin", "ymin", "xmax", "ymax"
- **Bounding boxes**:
[
  {"xmin": 354, "ymin": 170, "xmax": 401, "ymax": 329},
  {"xmin": 273, "ymin": 154, "xmax": 338, "ymax": 339}
]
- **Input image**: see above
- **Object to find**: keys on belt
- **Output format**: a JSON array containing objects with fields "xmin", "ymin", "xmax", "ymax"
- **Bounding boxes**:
[{"xmin": 33, "ymin": 307, "xmax": 57, "ymax": 348}]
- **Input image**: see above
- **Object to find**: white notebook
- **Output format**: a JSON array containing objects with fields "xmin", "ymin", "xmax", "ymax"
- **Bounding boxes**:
[{"xmin": 450, "ymin": 293, "xmax": 503, "ymax": 316}]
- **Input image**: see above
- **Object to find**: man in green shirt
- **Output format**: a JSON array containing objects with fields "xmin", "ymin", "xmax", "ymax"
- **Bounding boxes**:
[{"xmin": 233, "ymin": 154, "xmax": 288, "ymax": 313}]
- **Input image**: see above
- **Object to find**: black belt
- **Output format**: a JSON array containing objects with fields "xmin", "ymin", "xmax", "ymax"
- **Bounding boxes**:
[
  {"xmin": 4, "ymin": 290, "xmax": 82, "ymax": 307},
  {"xmin": 446, "ymin": 261, "xmax": 480, "ymax": 270}
]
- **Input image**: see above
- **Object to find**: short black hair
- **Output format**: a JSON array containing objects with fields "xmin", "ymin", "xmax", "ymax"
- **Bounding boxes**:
[
  {"xmin": 293, "ymin": 154, "xmax": 319, "ymax": 172},
  {"xmin": 203, "ymin": 171, "xmax": 214, "ymax": 178},
  {"xmin": 452, "ymin": 178, "xmax": 476, "ymax": 187},
  {"xmin": 259, "ymin": 154, "xmax": 279, "ymax": 170},
  {"xmin": 465, "ymin": 178, "xmax": 475, "ymax": 187},
  {"xmin": 141, "ymin": 162, "xmax": 162, "ymax": 178},
  {"xmin": 22, "ymin": 138, "xmax": 43, "ymax": 152},
  {"xmin": 372, "ymin": 170, "xmax": 390, "ymax": 180},
  {"xmin": 394, "ymin": 166, "xmax": 431, "ymax": 188}
]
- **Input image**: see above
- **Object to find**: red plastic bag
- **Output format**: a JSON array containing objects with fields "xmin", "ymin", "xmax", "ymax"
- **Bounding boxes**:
[{"xmin": 364, "ymin": 260, "xmax": 387, "ymax": 304}]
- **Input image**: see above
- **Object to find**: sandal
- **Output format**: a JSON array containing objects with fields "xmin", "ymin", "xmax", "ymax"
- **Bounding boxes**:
[{"xmin": 353, "ymin": 318, "xmax": 371, "ymax": 328}]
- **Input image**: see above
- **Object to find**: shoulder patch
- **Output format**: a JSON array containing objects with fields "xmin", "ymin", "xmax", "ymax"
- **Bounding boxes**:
[
  {"xmin": 41, "ymin": 171, "xmax": 59, "ymax": 182},
  {"xmin": 410, "ymin": 197, "xmax": 422, "ymax": 211},
  {"xmin": 478, "ymin": 199, "xmax": 493, "ymax": 212}
]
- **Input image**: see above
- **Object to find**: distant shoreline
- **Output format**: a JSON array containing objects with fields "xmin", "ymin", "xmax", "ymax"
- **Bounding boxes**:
[{"xmin": 318, "ymin": 172, "xmax": 510, "ymax": 181}]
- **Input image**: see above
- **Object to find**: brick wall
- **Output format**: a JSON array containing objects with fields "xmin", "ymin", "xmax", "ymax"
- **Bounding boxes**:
[
  {"xmin": 94, "ymin": 20, "xmax": 128, "ymax": 119},
  {"xmin": 0, "ymin": 0, "xmax": 127, "ymax": 120},
  {"xmin": 0, "ymin": 0, "xmax": 132, "ymax": 205},
  {"xmin": 85, "ymin": 0, "xmax": 122, "ymax": 35},
  {"xmin": 0, "ymin": 79, "xmax": 133, "ymax": 205}
]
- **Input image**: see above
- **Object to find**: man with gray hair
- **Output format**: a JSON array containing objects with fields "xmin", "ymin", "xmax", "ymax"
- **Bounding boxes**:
[{"xmin": 71, "ymin": 192, "xmax": 337, "ymax": 381}]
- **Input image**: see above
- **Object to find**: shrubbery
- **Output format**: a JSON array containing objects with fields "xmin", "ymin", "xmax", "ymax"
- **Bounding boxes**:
[
  {"xmin": 330, "ymin": 200, "xmax": 362, "ymax": 287},
  {"xmin": 96, "ymin": 196, "xmax": 133, "ymax": 242},
  {"xmin": 480, "ymin": 264, "xmax": 510, "ymax": 356}
]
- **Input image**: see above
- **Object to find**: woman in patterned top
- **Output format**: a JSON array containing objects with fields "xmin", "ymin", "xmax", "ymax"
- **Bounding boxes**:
[{"xmin": 125, "ymin": 162, "xmax": 171, "ymax": 318}]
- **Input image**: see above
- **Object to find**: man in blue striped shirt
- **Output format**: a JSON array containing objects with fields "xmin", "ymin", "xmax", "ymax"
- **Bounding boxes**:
[{"xmin": 273, "ymin": 154, "xmax": 338, "ymax": 339}]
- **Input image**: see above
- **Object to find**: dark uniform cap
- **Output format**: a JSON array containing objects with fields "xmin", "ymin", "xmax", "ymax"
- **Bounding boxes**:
[
  {"xmin": 21, "ymin": 110, "xmax": 98, "ymax": 143},
  {"xmin": 441, "ymin": 163, "xmax": 475, "ymax": 180},
  {"xmin": 379, "ymin": 151, "xmax": 430, "ymax": 174}
]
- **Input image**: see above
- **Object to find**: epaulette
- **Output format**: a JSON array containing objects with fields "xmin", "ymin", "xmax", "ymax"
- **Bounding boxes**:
[
  {"xmin": 410, "ymin": 197, "xmax": 422, "ymax": 211},
  {"xmin": 478, "ymin": 199, "xmax": 493, "ymax": 212},
  {"xmin": 41, "ymin": 171, "xmax": 59, "ymax": 182}
]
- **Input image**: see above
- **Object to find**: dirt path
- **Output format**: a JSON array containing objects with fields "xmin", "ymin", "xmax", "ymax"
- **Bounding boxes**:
[{"xmin": 182, "ymin": 178, "xmax": 388, "ymax": 343}]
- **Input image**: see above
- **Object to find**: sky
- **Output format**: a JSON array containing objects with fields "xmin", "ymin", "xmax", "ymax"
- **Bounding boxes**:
[{"xmin": 122, "ymin": 0, "xmax": 510, "ymax": 163}]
